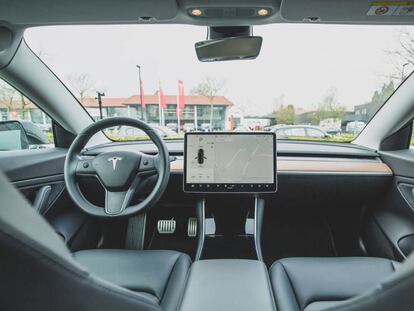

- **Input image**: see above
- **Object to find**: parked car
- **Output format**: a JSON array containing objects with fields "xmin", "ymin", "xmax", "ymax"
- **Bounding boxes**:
[
  {"xmin": 115, "ymin": 124, "xmax": 178, "ymax": 139},
  {"xmin": 325, "ymin": 127, "xmax": 342, "ymax": 135},
  {"xmin": 273, "ymin": 125, "xmax": 331, "ymax": 139},
  {"xmin": 233, "ymin": 125, "xmax": 252, "ymax": 132},
  {"xmin": 183, "ymin": 123, "xmax": 195, "ymax": 132},
  {"xmin": 200, "ymin": 123, "xmax": 212, "ymax": 132},
  {"xmin": 346, "ymin": 121, "xmax": 366, "ymax": 134},
  {"xmin": 152, "ymin": 125, "xmax": 179, "ymax": 137},
  {"xmin": 166, "ymin": 122, "xmax": 178, "ymax": 132}
]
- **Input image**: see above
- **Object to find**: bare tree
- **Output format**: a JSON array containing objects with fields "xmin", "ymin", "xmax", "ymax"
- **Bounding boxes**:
[
  {"xmin": 64, "ymin": 73, "xmax": 96, "ymax": 102},
  {"xmin": 0, "ymin": 83, "xmax": 17, "ymax": 116},
  {"xmin": 273, "ymin": 95, "xmax": 285, "ymax": 111},
  {"xmin": 314, "ymin": 87, "xmax": 346, "ymax": 124},
  {"xmin": 385, "ymin": 28, "xmax": 414, "ymax": 81},
  {"xmin": 191, "ymin": 76, "xmax": 226, "ymax": 127},
  {"xmin": 18, "ymin": 93, "xmax": 31, "ymax": 120}
]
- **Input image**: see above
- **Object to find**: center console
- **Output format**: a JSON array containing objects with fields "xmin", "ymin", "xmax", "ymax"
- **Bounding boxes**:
[
  {"xmin": 179, "ymin": 259, "xmax": 276, "ymax": 311},
  {"xmin": 194, "ymin": 196, "xmax": 265, "ymax": 261},
  {"xmin": 184, "ymin": 132, "xmax": 276, "ymax": 261},
  {"xmin": 177, "ymin": 133, "xmax": 278, "ymax": 310}
]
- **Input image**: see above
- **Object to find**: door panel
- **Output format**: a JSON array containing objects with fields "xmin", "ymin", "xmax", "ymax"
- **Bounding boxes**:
[
  {"xmin": 363, "ymin": 150, "xmax": 414, "ymax": 259},
  {"xmin": 0, "ymin": 148, "xmax": 67, "ymax": 181},
  {"xmin": 0, "ymin": 147, "xmax": 102, "ymax": 252}
]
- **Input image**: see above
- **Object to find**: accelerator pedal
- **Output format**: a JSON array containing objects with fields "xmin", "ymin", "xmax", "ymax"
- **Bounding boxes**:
[
  {"xmin": 157, "ymin": 219, "xmax": 176, "ymax": 234},
  {"xmin": 187, "ymin": 217, "xmax": 197, "ymax": 237}
]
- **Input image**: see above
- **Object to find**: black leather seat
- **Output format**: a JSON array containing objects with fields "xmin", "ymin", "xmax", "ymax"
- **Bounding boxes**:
[
  {"xmin": 0, "ymin": 170, "xmax": 190, "ymax": 311},
  {"xmin": 269, "ymin": 257, "xmax": 399, "ymax": 311},
  {"xmin": 74, "ymin": 249, "xmax": 191, "ymax": 309}
]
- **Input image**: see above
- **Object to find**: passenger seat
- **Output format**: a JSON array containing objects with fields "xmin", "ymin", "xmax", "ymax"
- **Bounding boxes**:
[{"xmin": 269, "ymin": 257, "xmax": 403, "ymax": 311}]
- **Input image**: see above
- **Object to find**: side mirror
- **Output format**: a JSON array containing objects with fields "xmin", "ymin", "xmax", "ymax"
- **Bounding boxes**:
[{"xmin": 0, "ymin": 120, "xmax": 30, "ymax": 150}]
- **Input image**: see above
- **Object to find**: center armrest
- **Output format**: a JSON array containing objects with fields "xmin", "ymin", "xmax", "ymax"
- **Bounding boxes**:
[{"xmin": 179, "ymin": 259, "xmax": 276, "ymax": 311}]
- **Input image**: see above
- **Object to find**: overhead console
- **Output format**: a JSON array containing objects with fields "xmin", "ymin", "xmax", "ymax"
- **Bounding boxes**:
[
  {"xmin": 184, "ymin": 132, "xmax": 277, "ymax": 193},
  {"xmin": 182, "ymin": 0, "xmax": 281, "ymax": 21}
]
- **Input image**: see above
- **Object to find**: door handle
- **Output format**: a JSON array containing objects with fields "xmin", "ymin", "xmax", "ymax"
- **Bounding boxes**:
[{"xmin": 33, "ymin": 185, "xmax": 52, "ymax": 213}]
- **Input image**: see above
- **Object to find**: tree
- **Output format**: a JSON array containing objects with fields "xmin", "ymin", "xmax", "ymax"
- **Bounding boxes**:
[
  {"xmin": 64, "ymin": 73, "xmax": 96, "ymax": 102},
  {"xmin": 314, "ymin": 88, "xmax": 346, "ymax": 124},
  {"xmin": 275, "ymin": 104, "xmax": 295, "ymax": 125},
  {"xmin": 385, "ymin": 28, "xmax": 414, "ymax": 81},
  {"xmin": 18, "ymin": 93, "xmax": 31, "ymax": 120},
  {"xmin": 371, "ymin": 80, "xmax": 395, "ymax": 105},
  {"xmin": 191, "ymin": 76, "xmax": 226, "ymax": 127},
  {"xmin": 363, "ymin": 80, "xmax": 395, "ymax": 120},
  {"xmin": 273, "ymin": 95, "xmax": 285, "ymax": 111},
  {"xmin": 0, "ymin": 83, "xmax": 16, "ymax": 114}
]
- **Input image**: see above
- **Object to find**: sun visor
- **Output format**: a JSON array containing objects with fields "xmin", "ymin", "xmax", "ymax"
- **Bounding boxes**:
[
  {"xmin": 0, "ymin": 0, "xmax": 178, "ymax": 25},
  {"xmin": 281, "ymin": 0, "xmax": 414, "ymax": 24}
]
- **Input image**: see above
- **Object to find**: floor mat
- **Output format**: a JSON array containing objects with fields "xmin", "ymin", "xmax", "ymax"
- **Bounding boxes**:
[
  {"xmin": 145, "ymin": 202, "xmax": 198, "ymax": 259},
  {"xmin": 262, "ymin": 204, "xmax": 337, "ymax": 267}
]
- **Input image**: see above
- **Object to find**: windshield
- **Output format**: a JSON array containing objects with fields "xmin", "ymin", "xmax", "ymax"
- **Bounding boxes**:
[{"xmin": 25, "ymin": 24, "xmax": 414, "ymax": 142}]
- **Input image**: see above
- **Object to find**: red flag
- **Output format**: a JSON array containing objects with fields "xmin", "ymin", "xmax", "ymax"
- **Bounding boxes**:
[
  {"xmin": 140, "ymin": 80, "xmax": 146, "ymax": 108},
  {"xmin": 177, "ymin": 80, "xmax": 185, "ymax": 116},
  {"xmin": 229, "ymin": 114, "xmax": 234, "ymax": 131},
  {"xmin": 159, "ymin": 84, "xmax": 167, "ymax": 109}
]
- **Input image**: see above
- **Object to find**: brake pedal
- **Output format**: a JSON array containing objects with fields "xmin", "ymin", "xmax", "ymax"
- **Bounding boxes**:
[
  {"xmin": 187, "ymin": 217, "xmax": 197, "ymax": 237},
  {"xmin": 157, "ymin": 219, "xmax": 176, "ymax": 234}
]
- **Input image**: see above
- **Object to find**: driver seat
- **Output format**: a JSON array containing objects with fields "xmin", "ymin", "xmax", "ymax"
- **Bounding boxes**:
[{"xmin": 0, "ymin": 171, "xmax": 190, "ymax": 311}]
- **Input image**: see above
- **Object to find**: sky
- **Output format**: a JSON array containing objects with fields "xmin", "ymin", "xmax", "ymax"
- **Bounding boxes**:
[{"xmin": 25, "ymin": 24, "xmax": 414, "ymax": 116}]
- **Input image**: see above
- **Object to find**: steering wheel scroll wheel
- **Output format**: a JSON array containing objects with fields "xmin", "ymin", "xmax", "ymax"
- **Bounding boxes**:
[{"xmin": 64, "ymin": 117, "xmax": 170, "ymax": 218}]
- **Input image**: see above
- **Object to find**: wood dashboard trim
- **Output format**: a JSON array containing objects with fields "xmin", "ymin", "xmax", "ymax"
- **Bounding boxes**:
[{"xmin": 171, "ymin": 158, "xmax": 393, "ymax": 175}]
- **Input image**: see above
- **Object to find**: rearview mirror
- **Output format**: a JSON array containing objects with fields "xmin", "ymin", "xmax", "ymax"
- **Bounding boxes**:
[
  {"xmin": 195, "ymin": 36, "xmax": 262, "ymax": 62},
  {"xmin": 0, "ymin": 120, "xmax": 29, "ymax": 150}
]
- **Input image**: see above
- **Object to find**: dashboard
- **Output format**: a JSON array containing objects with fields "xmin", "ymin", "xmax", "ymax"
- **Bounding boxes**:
[{"xmin": 84, "ymin": 140, "xmax": 392, "ymax": 177}]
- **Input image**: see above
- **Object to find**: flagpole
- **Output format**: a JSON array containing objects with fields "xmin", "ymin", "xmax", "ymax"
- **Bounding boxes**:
[
  {"xmin": 158, "ymin": 81, "xmax": 162, "ymax": 126},
  {"xmin": 136, "ymin": 65, "xmax": 145, "ymax": 121},
  {"xmin": 177, "ymin": 93, "xmax": 180, "ymax": 134}
]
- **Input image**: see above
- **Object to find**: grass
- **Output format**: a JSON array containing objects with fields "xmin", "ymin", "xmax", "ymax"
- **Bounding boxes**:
[
  {"xmin": 284, "ymin": 133, "xmax": 356, "ymax": 143},
  {"xmin": 45, "ymin": 132, "xmax": 54, "ymax": 143}
]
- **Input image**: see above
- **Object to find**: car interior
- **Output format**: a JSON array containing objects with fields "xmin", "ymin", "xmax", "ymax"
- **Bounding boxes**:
[{"xmin": 2, "ymin": 1, "xmax": 414, "ymax": 310}]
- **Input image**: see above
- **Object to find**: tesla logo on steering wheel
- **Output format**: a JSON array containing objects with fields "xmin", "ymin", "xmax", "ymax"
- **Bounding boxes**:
[{"xmin": 108, "ymin": 157, "xmax": 123, "ymax": 170}]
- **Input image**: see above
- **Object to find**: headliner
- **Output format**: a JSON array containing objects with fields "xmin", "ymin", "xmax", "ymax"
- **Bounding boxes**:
[{"xmin": 1, "ymin": 0, "xmax": 414, "ymax": 28}]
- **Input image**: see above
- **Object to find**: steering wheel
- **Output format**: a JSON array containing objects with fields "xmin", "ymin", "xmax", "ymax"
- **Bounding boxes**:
[{"xmin": 64, "ymin": 117, "xmax": 170, "ymax": 218}]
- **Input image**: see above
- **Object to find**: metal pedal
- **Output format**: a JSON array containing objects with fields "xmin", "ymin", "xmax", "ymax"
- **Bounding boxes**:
[
  {"xmin": 187, "ymin": 217, "xmax": 197, "ymax": 237},
  {"xmin": 157, "ymin": 219, "xmax": 176, "ymax": 234}
]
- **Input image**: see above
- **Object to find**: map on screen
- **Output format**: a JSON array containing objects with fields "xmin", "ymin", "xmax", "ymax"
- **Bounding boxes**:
[{"xmin": 185, "ymin": 133, "xmax": 275, "ymax": 184}]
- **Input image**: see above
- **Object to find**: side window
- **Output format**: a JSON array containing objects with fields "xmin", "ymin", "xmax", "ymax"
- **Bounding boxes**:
[
  {"xmin": 307, "ymin": 128, "xmax": 325, "ymax": 138},
  {"xmin": 0, "ymin": 80, "xmax": 54, "ymax": 151},
  {"xmin": 284, "ymin": 127, "xmax": 306, "ymax": 137},
  {"xmin": 411, "ymin": 122, "xmax": 414, "ymax": 148}
]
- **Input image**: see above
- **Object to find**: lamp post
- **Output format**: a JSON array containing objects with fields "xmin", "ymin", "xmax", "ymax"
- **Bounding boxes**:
[
  {"xmin": 136, "ymin": 65, "xmax": 145, "ymax": 121},
  {"xmin": 402, "ymin": 62, "xmax": 410, "ymax": 82},
  {"xmin": 95, "ymin": 91, "xmax": 105, "ymax": 120}
]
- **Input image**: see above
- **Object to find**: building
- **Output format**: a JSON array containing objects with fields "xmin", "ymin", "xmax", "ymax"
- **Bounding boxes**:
[
  {"xmin": 0, "ymin": 99, "xmax": 51, "ymax": 129},
  {"xmin": 81, "ymin": 98, "xmax": 127, "ymax": 120},
  {"xmin": 352, "ymin": 102, "xmax": 382, "ymax": 123},
  {"xmin": 1, "ymin": 93, "xmax": 234, "ymax": 130},
  {"xmin": 82, "ymin": 94, "xmax": 233, "ymax": 130}
]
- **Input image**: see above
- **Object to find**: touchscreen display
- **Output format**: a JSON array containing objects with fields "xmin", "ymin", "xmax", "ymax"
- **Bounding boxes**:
[{"xmin": 184, "ymin": 133, "xmax": 276, "ymax": 193}]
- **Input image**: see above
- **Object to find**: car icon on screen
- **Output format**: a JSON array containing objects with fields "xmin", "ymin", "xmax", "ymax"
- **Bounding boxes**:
[{"xmin": 196, "ymin": 148, "xmax": 207, "ymax": 164}]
